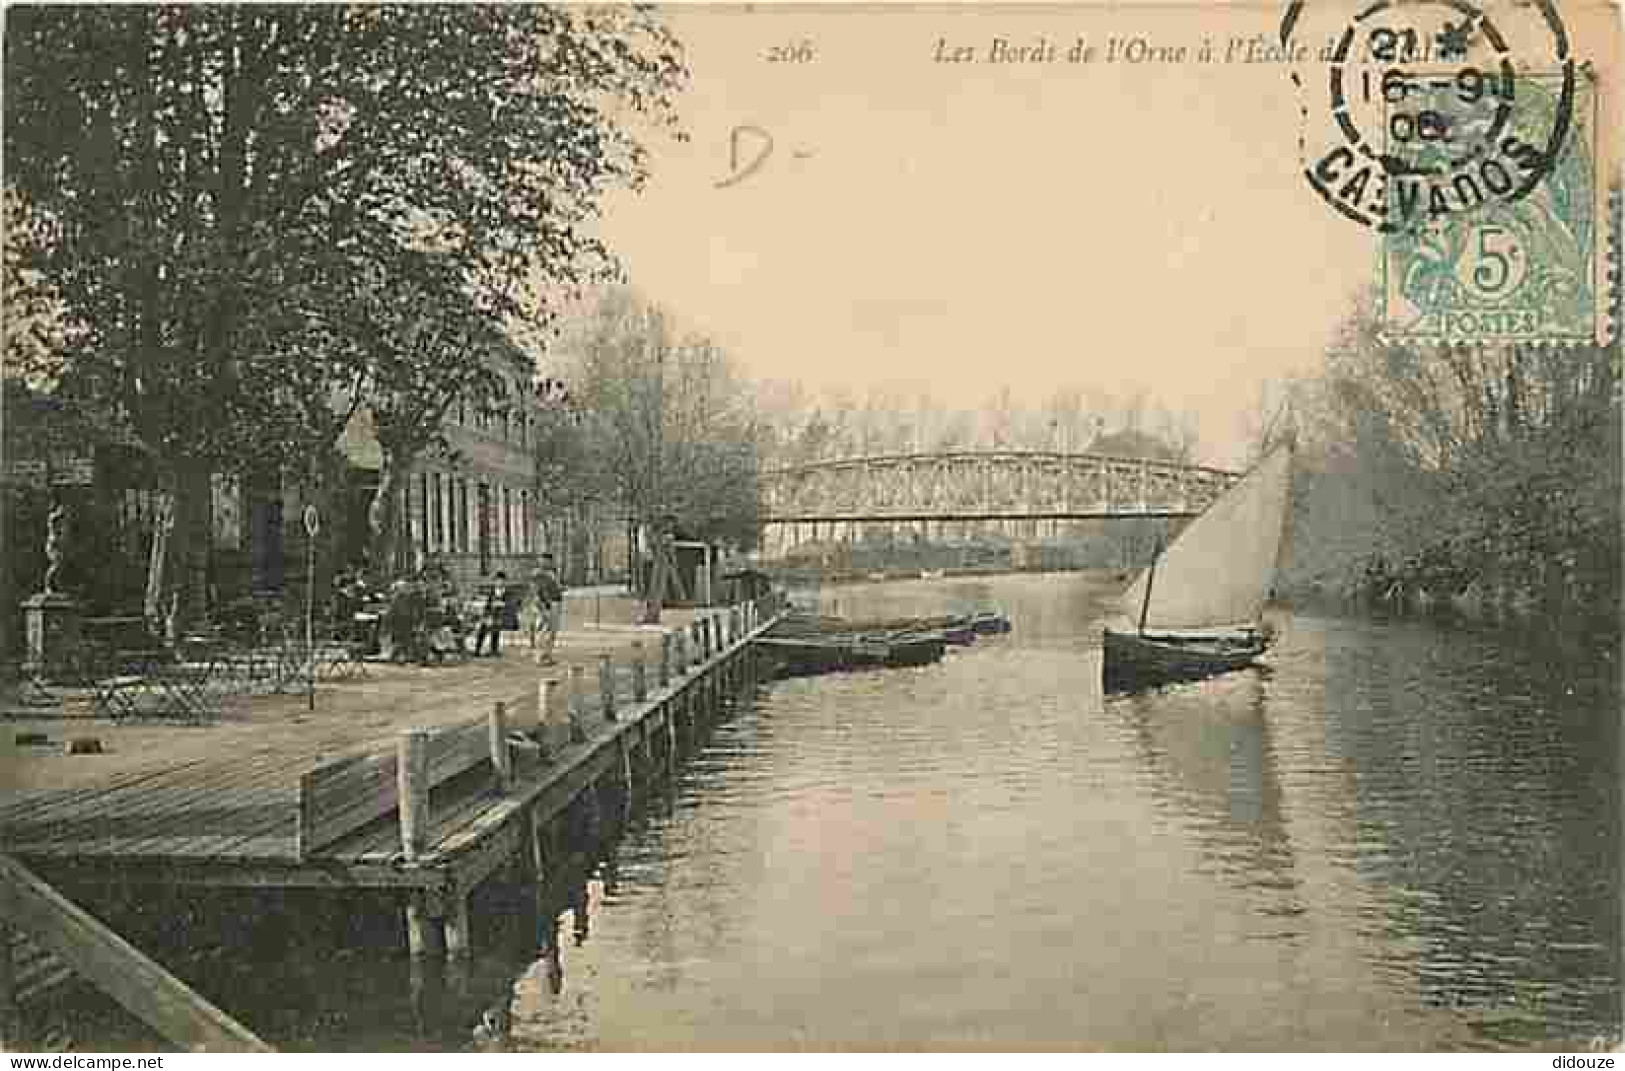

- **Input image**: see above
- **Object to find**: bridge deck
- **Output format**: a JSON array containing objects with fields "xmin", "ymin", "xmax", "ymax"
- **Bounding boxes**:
[{"xmin": 760, "ymin": 450, "xmax": 1240, "ymax": 525}]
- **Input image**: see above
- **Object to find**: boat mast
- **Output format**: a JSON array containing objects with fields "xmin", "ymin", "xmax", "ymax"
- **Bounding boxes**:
[{"xmin": 1137, "ymin": 539, "xmax": 1161, "ymax": 635}]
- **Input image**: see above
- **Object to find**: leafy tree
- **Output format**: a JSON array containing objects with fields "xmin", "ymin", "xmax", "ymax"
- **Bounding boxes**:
[
  {"xmin": 556, "ymin": 289, "xmax": 761, "ymax": 600},
  {"xmin": 4, "ymin": 5, "xmax": 686, "ymax": 620},
  {"xmin": 1280, "ymin": 295, "xmax": 1620, "ymax": 620}
]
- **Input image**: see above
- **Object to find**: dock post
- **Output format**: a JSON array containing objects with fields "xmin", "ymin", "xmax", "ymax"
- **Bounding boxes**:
[
  {"xmin": 0, "ymin": 921, "xmax": 18, "ymax": 1050},
  {"xmin": 583, "ymin": 776, "xmax": 604, "ymax": 840},
  {"xmin": 515, "ymin": 810, "xmax": 536, "ymax": 881},
  {"xmin": 619, "ymin": 738, "xmax": 636, "ymax": 820},
  {"xmin": 488, "ymin": 701, "xmax": 512, "ymax": 794},
  {"xmin": 399, "ymin": 729, "xmax": 431, "ymax": 861},
  {"xmin": 631, "ymin": 641, "xmax": 647, "ymax": 702},
  {"xmin": 537, "ymin": 678, "xmax": 559, "ymax": 762},
  {"xmin": 404, "ymin": 895, "xmax": 443, "ymax": 959},
  {"xmin": 598, "ymin": 653, "xmax": 615, "ymax": 721},
  {"xmin": 568, "ymin": 665, "xmax": 587, "ymax": 742},
  {"xmin": 444, "ymin": 895, "xmax": 472, "ymax": 959},
  {"xmin": 528, "ymin": 808, "xmax": 548, "ymax": 883},
  {"xmin": 659, "ymin": 633, "xmax": 672, "ymax": 687}
]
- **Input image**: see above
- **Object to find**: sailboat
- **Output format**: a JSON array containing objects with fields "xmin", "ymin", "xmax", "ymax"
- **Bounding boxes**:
[{"xmin": 1102, "ymin": 440, "xmax": 1294, "ymax": 692}]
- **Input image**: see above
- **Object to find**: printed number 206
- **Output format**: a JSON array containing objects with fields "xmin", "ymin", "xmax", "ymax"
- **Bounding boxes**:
[{"xmin": 767, "ymin": 40, "xmax": 815, "ymax": 62}]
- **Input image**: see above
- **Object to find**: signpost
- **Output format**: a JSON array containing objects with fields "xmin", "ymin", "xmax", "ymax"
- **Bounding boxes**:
[{"xmin": 303, "ymin": 505, "xmax": 320, "ymax": 712}]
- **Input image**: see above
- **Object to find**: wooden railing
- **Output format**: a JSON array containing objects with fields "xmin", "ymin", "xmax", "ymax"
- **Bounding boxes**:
[{"xmin": 293, "ymin": 596, "xmax": 780, "ymax": 862}]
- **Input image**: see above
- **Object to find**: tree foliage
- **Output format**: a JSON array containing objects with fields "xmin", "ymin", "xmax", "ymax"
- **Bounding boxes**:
[
  {"xmin": 1280, "ymin": 295, "xmax": 1620, "ymax": 620},
  {"xmin": 752, "ymin": 380, "xmax": 1195, "ymax": 468},
  {"xmin": 4, "ymin": 5, "xmax": 687, "ymax": 608},
  {"xmin": 553, "ymin": 288, "xmax": 761, "ymax": 549}
]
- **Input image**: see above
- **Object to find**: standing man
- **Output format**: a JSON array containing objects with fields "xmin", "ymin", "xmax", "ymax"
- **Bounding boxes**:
[
  {"xmin": 476, "ymin": 571, "xmax": 510, "ymax": 657},
  {"xmin": 529, "ymin": 553, "xmax": 565, "ymax": 664}
]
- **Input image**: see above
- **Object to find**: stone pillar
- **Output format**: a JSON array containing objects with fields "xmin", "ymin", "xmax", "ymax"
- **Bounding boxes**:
[{"xmin": 23, "ymin": 592, "xmax": 81, "ymax": 682}]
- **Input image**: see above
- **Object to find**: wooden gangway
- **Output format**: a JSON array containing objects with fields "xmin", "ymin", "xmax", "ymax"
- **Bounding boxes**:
[{"xmin": 0, "ymin": 854, "xmax": 271, "ymax": 1052}]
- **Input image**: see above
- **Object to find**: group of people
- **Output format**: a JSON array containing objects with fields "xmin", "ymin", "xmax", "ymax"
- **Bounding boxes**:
[
  {"xmin": 337, "ymin": 554, "xmax": 565, "ymax": 666},
  {"xmin": 472, "ymin": 555, "xmax": 565, "ymax": 662}
]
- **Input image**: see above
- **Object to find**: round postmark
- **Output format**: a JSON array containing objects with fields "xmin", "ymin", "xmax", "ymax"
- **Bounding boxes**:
[{"xmin": 1281, "ymin": 0, "xmax": 1577, "ymax": 233}]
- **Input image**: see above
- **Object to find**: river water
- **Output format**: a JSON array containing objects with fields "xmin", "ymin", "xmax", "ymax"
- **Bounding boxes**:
[
  {"xmin": 470, "ymin": 571, "xmax": 1616, "ymax": 1052},
  {"xmin": 55, "ymin": 570, "xmax": 1620, "ymax": 1051}
]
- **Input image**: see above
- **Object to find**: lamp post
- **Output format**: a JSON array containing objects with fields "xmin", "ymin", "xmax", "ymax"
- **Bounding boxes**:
[{"xmin": 303, "ymin": 504, "xmax": 320, "ymax": 712}]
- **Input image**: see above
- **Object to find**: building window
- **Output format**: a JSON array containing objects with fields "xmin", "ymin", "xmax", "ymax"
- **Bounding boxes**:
[
  {"xmin": 430, "ymin": 473, "xmax": 442, "ymax": 551},
  {"xmin": 398, "ymin": 481, "xmax": 412, "ymax": 555},
  {"xmin": 422, "ymin": 474, "xmax": 435, "ymax": 555},
  {"xmin": 477, "ymin": 482, "xmax": 492, "ymax": 575},
  {"xmin": 456, "ymin": 478, "xmax": 468, "ymax": 554},
  {"xmin": 500, "ymin": 486, "xmax": 511, "ymax": 556}
]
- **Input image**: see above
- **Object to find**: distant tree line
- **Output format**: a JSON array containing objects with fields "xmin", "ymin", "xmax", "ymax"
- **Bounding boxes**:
[{"xmin": 752, "ymin": 381, "xmax": 1202, "ymax": 468}]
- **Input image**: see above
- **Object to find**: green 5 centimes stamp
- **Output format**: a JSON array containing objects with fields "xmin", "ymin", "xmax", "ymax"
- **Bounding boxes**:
[{"xmin": 1381, "ymin": 69, "xmax": 1604, "ymax": 345}]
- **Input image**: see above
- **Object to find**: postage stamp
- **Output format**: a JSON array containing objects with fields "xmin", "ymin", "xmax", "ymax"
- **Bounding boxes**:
[
  {"xmin": 1380, "ymin": 69, "xmax": 1603, "ymax": 345},
  {"xmin": 1280, "ymin": 0, "xmax": 1616, "ymax": 345}
]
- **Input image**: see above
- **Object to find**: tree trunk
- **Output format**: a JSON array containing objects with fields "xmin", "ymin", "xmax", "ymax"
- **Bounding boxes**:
[
  {"xmin": 368, "ymin": 454, "xmax": 403, "ymax": 578},
  {"xmin": 159, "ymin": 457, "xmax": 213, "ymax": 636},
  {"xmin": 142, "ymin": 490, "xmax": 176, "ymax": 630},
  {"xmin": 641, "ymin": 530, "xmax": 672, "ymax": 625}
]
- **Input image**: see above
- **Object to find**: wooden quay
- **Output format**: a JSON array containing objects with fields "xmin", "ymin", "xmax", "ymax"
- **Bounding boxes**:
[{"xmin": 0, "ymin": 595, "xmax": 784, "ymax": 1050}]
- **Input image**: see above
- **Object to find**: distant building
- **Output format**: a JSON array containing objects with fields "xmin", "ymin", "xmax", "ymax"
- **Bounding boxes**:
[{"xmin": 335, "ymin": 375, "xmax": 546, "ymax": 590}]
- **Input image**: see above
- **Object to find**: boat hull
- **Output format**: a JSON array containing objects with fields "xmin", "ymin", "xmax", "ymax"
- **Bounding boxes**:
[
  {"xmin": 769, "ymin": 612, "xmax": 988, "ymax": 646},
  {"xmin": 755, "ymin": 634, "xmax": 948, "ymax": 678},
  {"xmin": 1101, "ymin": 627, "xmax": 1267, "ymax": 692}
]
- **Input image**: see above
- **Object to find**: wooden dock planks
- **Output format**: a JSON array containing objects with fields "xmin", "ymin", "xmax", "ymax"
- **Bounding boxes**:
[{"xmin": 3, "ymin": 604, "xmax": 780, "ymax": 908}]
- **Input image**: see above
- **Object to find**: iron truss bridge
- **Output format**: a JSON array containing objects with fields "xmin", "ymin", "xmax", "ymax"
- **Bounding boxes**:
[{"xmin": 760, "ymin": 451, "xmax": 1240, "ymax": 524}]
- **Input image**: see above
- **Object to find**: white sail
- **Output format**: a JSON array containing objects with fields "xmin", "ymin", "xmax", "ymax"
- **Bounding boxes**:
[{"xmin": 1121, "ymin": 442, "xmax": 1293, "ymax": 632}]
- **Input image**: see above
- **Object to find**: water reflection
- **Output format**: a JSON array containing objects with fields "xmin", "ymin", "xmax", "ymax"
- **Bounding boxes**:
[
  {"xmin": 1300, "ymin": 616, "xmax": 1621, "ymax": 1047},
  {"xmin": 1109, "ymin": 669, "xmax": 1306, "ymax": 932}
]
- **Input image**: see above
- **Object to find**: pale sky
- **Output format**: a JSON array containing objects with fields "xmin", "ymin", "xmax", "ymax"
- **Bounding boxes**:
[{"xmin": 599, "ymin": 2, "xmax": 1621, "ymax": 467}]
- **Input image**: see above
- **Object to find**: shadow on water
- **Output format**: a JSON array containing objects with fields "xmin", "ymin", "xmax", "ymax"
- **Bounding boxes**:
[
  {"xmin": 1103, "ymin": 602, "xmax": 1619, "ymax": 1049},
  {"xmin": 1293, "ymin": 614, "xmax": 1621, "ymax": 1048},
  {"xmin": 1107, "ymin": 670, "xmax": 1306, "ymax": 931}
]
